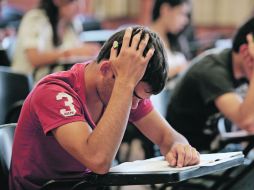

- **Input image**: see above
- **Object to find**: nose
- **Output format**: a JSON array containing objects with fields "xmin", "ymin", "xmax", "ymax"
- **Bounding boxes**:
[{"xmin": 131, "ymin": 98, "xmax": 140, "ymax": 109}]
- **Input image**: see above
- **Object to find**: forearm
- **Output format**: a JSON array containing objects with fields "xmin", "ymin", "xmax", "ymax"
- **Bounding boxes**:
[
  {"xmin": 134, "ymin": 111, "xmax": 189, "ymax": 157},
  {"xmin": 26, "ymin": 49, "xmax": 64, "ymax": 67},
  {"xmin": 159, "ymin": 129, "xmax": 189, "ymax": 156},
  {"xmin": 86, "ymin": 81, "xmax": 134, "ymax": 167}
]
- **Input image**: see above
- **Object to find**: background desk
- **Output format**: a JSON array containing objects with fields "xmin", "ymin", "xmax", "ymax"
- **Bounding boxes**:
[{"xmin": 42, "ymin": 156, "xmax": 243, "ymax": 190}]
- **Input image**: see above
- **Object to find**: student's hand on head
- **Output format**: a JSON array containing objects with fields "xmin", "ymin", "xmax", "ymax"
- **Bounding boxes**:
[
  {"xmin": 165, "ymin": 143, "xmax": 200, "ymax": 168},
  {"xmin": 247, "ymin": 33, "xmax": 254, "ymax": 58},
  {"xmin": 240, "ymin": 34, "xmax": 254, "ymax": 79},
  {"xmin": 109, "ymin": 27, "xmax": 155, "ymax": 87}
]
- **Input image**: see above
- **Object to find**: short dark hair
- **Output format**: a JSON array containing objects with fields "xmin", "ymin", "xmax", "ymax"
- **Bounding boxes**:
[
  {"xmin": 96, "ymin": 26, "xmax": 168, "ymax": 95},
  {"xmin": 152, "ymin": 0, "xmax": 190, "ymax": 21},
  {"xmin": 232, "ymin": 17, "xmax": 254, "ymax": 53}
]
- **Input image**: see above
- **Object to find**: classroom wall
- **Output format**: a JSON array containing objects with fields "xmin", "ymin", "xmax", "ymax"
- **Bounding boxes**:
[
  {"xmin": 5, "ymin": 0, "xmax": 39, "ymax": 12},
  {"xmin": 3, "ymin": 0, "xmax": 254, "ymax": 30},
  {"xmin": 192, "ymin": 0, "xmax": 254, "ymax": 27},
  {"xmin": 86, "ymin": 0, "xmax": 254, "ymax": 29}
]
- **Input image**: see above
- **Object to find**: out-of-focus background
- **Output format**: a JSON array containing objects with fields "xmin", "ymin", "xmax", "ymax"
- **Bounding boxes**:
[
  {"xmin": 1, "ymin": 1, "xmax": 254, "ymax": 190},
  {"xmin": 1, "ymin": 0, "xmax": 254, "ymax": 58}
]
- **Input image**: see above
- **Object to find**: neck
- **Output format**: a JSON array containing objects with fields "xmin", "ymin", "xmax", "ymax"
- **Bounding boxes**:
[
  {"xmin": 150, "ymin": 20, "xmax": 170, "ymax": 48},
  {"xmin": 232, "ymin": 52, "xmax": 244, "ymax": 79},
  {"xmin": 84, "ymin": 62, "xmax": 104, "ymax": 123},
  {"xmin": 84, "ymin": 62, "xmax": 103, "ymax": 104}
]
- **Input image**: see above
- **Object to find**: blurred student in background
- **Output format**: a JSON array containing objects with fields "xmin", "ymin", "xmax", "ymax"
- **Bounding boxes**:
[
  {"xmin": 12, "ymin": 0, "xmax": 100, "ymax": 82},
  {"xmin": 150, "ymin": 0, "xmax": 192, "ymax": 82},
  {"xmin": 166, "ymin": 17, "xmax": 254, "ymax": 151},
  {"xmin": 149, "ymin": 0, "xmax": 193, "ymax": 117}
]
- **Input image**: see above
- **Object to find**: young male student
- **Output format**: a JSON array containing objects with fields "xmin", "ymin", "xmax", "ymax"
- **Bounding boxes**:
[
  {"xmin": 9, "ymin": 27, "xmax": 200, "ymax": 190},
  {"xmin": 166, "ymin": 17, "xmax": 254, "ymax": 150}
]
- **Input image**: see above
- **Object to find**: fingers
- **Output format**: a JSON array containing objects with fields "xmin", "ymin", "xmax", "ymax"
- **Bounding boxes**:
[
  {"xmin": 166, "ymin": 144, "xmax": 200, "ymax": 168},
  {"xmin": 188, "ymin": 147, "xmax": 200, "ymax": 165},
  {"xmin": 166, "ymin": 151, "xmax": 177, "ymax": 167},
  {"xmin": 138, "ymin": 33, "xmax": 150, "ymax": 53},
  {"xmin": 131, "ymin": 29, "xmax": 143, "ymax": 50},
  {"xmin": 247, "ymin": 34, "xmax": 254, "ymax": 58},
  {"xmin": 144, "ymin": 48, "xmax": 155, "ymax": 62},
  {"xmin": 176, "ymin": 146, "xmax": 185, "ymax": 167},
  {"xmin": 122, "ymin": 27, "xmax": 133, "ymax": 48},
  {"xmin": 114, "ymin": 27, "xmax": 154, "ymax": 60},
  {"xmin": 183, "ymin": 145, "xmax": 192, "ymax": 166},
  {"xmin": 247, "ymin": 33, "xmax": 254, "ymax": 45},
  {"xmin": 240, "ymin": 44, "xmax": 253, "ymax": 66}
]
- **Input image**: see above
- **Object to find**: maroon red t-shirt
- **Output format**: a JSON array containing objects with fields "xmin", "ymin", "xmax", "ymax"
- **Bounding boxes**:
[{"xmin": 9, "ymin": 63, "xmax": 153, "ymax": 190}]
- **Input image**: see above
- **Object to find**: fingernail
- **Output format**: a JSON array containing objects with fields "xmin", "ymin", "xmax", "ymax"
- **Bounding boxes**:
[{"xmin": 127, "ymin": 27, "xmax": 132, "ymax": 31}]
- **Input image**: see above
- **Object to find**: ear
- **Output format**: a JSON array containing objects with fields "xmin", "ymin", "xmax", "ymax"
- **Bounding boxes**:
[{"xmin": 99, "ymin": 61, "xmax": 113, "ymax": 77}]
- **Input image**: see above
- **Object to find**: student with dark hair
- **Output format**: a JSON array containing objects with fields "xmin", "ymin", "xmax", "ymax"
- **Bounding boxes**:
[
  {"xmin": 150, "ymin": 0, "xmax": 191, "ymax": 81},
  {"xmin": 12, "ymin": 0, "xmax": 100, "ymax": 82},
  {"xmin": 166, "ymin": 17, "xmax": 254, "ymax": 151},
  {"xmin": 9, "ymin": 27, "xmax": 200, "ymax": 190}
]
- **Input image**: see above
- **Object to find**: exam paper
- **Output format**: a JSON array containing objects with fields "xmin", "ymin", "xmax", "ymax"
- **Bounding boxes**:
[{"xmin": 109, "ymin": 151, "xmax": 243, "ymax": 173}]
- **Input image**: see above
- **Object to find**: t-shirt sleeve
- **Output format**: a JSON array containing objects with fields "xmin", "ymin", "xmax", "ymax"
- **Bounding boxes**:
[
  {"xmin": 31, "ymin": 83, "xmax": 86, "ymax": 135},
  {"xmin": 19, "ymin": 10, "xmax": 48, "ymax": 49},
  {"xmin": 129, "ymin": 99, "xmax": 153, "ymax": 123},
  {"xmin": 197, "ymin": 66, "xmax": 234, "ymax": 104}
]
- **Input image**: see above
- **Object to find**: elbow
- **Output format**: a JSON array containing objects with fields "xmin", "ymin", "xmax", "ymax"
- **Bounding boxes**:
[
  {"xmin": 92, "ymin": 167, "xmax": 110, "ymax": 175},
  {"xmin": 91, "ymin": 163, "xmax": 111, "ymax": 174},
  {"xmin": 86, "ymin": 155, "xmax": 112, "ymax": 174},
  {"xmin": 28, "ymin": 58, "xmax": 41, "ymax": 67},
  {"xmin": 31, "ymin": 62, "xmax": 38, "ymax": 68},
  {"xmin": 26, "ymin": 54, "xmax": 40, "ymax": 67}
]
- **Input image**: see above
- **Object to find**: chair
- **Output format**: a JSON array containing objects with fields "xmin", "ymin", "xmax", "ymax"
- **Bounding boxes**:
[
  {"xmin": 0, "ymin": 49, "xmax": 11, "ymax": 67},
  {"xmin": 41, "ymin": 175, "xmax": 104, "ymax": 190},
  {"xmin": 164, "ymin": 117, "xmax": 254, "ymax": 190},
  {"xmin": 116, "ymin": 122, "xmax": 155, "ymax": 164},
  {"xmin": 0, "ymin": 66, "xmax": 32, "ymax": 124},
  {"xmin": 0, "ymin": 123, "xmax": 16, "ymax": 190}
]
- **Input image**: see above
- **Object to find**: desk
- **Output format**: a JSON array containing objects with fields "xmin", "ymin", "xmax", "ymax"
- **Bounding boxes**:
[
  {"xmin": 219, "ymin": 131, "xmax": 254, "ymax": 154},
  {"xmin": 42, "ymin": 155, "xmax": 243, "ymax": 190}
]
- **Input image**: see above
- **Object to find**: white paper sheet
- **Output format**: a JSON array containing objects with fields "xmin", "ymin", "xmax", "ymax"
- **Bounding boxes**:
[{"xmin": 109, "ymin": 151, "xmax": 244, "ymax": 173}]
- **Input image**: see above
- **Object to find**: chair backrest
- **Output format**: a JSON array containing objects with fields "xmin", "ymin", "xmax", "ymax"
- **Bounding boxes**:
[
  {"xmin": 0, "ymin": 66, "xmax": 32, "ymax": 124},
  {"xmin": 0, "ymin": 123, "xmax": 16, "ymax": 190},
  {"xmin": 0, "ymin": 49, "xmax": 11, "ymax": 67}
]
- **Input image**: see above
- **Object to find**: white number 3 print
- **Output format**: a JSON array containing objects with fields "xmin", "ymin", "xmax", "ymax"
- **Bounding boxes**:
[{"xmin": 56, "ymin": 92, "xmax": 77, "ymax": 117}]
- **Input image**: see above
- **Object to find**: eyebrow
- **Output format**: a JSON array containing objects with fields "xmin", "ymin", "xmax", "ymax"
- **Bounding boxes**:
[{"xmin": 133, "ymin": 91, "xmax": 143, "ymax": 100}]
